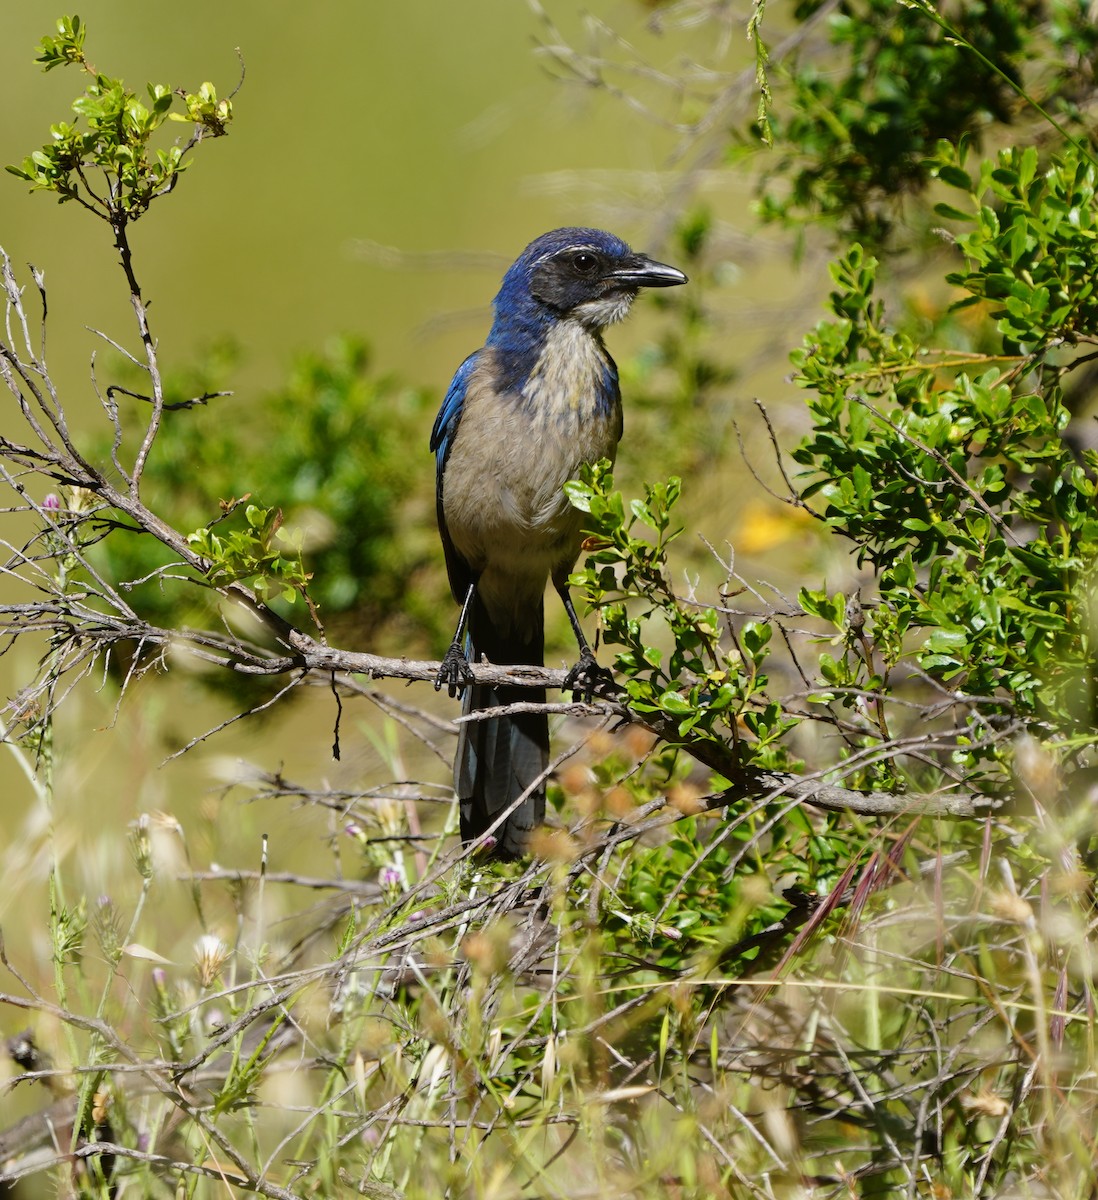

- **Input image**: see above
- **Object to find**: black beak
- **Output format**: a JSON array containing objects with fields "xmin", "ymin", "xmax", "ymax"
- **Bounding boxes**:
[{"xmin": 608, "ymin": 253, "xmax": 688, "ymax": 288}]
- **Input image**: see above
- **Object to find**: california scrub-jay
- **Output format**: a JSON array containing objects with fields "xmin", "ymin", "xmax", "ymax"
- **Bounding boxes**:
[{"xmin": 431, "ymin": 228, "xmax": 687, "ymax": 855}]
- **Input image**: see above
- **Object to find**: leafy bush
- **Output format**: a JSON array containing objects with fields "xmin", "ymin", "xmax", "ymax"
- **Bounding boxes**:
[
  {"xmin": 749, "ymin": 0, "xmax": 1098, "ymax": 243},
  {"xmin": 92, "ymin": 337, "xmax": 443, "ymax": 650}
]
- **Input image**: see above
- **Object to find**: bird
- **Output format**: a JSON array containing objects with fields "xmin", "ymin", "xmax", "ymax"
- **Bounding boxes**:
[{"xmin": 430, "ymin": 227, "xmax": 687, "ymax": 856}]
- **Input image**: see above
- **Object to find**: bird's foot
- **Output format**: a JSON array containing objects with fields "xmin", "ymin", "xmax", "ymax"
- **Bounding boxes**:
[
  {"xmin": 435, "ymin": 640, "xmax": 474, "ymax": 697},
  {"xmin": 563, "ymin": 646, "xmax": 614, "ymax": 703}
]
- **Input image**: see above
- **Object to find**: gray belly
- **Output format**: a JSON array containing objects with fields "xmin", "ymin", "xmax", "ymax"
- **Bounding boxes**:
[{"xmin": 443, "ymin": 400, "xmax": 619, "ymax": 632}]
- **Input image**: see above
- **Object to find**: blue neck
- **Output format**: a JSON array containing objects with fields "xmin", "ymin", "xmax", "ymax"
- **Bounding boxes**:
[{"xmin": 485, "ymin": 286, "xmax": 555, "ymax": 394}]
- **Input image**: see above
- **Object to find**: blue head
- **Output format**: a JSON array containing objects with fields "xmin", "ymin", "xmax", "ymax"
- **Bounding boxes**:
[
  {"xmin": 485, "ymin": 227, "xmax": 686, "ymax": 392},
  {"xmin": 491, "ymin": 227, "xmax": 686, "ymax": 335}
]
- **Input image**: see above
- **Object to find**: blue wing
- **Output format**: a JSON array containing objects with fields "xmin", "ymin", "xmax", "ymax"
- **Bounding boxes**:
[
  {"xmin": 431, "ymin": 350, "xmax": 482, "ymax": 602},
  {"xmin": 430, "ymin": 349, "xmax": 479, "ymax": 472}
]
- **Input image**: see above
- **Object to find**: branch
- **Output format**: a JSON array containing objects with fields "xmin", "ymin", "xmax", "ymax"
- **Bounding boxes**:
[
  {"xmin": 705, "ymin": 768, "xmax": 994, "ymax": 819},
  {"xmin": 0, "ymin": 249, "xmax": 1000, "ymax": 828},
  {"xmin": 0, "ymin": 586, "xmax": 995, "ymax": 821}
]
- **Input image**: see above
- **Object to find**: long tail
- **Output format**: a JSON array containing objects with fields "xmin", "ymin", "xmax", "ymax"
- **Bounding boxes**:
[{"xmin": 457, "ymin": 593, "xmax": 548, "ymax": 856}]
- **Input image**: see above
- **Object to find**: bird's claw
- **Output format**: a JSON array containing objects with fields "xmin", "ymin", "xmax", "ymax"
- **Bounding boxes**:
[
  {"xmin": 435, "ymin": 641, "xmax": 474, "ymax": 697},
  {"xmin": 563, "ymin": 646, "xmax": 613, "ymax": 703}
]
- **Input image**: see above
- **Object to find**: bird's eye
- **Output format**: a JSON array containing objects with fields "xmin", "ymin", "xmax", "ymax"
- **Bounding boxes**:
[{"xmin": 571, "ymin": 252, "xmax": 598, "ymax": 274}]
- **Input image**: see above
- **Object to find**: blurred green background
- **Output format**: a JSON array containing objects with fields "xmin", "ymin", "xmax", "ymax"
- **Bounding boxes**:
[
  {"xmin": 0, "ymin": 2, "xmax": 827, "ymax": 983},
  {"xmin": 2, "ymin": 2, "xmax": 727, "ymax": 395}
]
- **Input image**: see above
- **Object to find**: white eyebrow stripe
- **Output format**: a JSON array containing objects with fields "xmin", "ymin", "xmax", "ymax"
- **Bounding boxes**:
[{"xmin": 531, "ymin": 243, "xmax": 602, "ymax": 266}]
